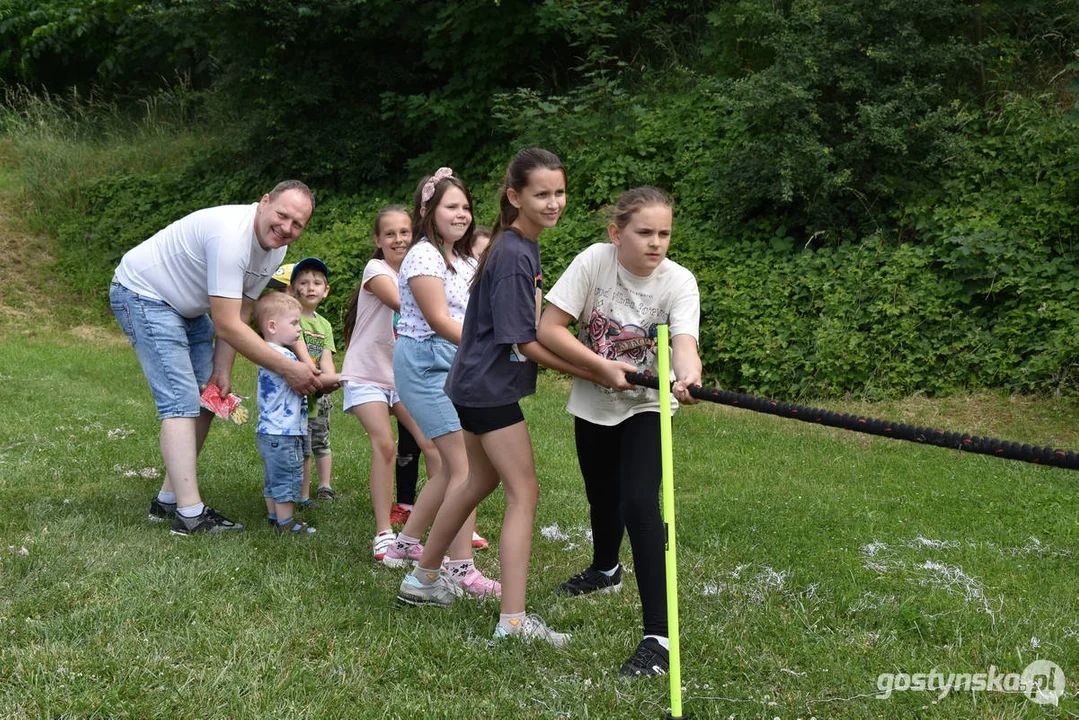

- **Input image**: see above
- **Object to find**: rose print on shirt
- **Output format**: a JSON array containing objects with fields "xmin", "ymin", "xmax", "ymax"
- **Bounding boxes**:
[{"xmin": 585, "ymin": 310, "xmax": 656, "ymax": 366}]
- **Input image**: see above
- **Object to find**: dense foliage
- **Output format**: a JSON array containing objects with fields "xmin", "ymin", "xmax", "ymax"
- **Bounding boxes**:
[{"xmin": 2, "ymin": 0, "xmax": 1078, "ymax": 397}]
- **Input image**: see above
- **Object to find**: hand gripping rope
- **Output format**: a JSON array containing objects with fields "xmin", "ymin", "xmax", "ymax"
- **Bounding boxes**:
[{"xmin": 625, "ymin": 372, "xmax": 1079, "ymax": 471}]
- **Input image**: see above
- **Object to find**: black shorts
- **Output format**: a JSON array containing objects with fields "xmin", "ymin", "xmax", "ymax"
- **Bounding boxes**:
[{"xmin": 453, "ymin": 401, "xmax": 525, "ymax": 435}]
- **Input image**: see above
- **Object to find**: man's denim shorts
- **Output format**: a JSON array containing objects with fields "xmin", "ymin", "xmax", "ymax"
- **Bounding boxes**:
[
  {"xmin": 258, "ymin": 433, "xmax": 305, "ymax": 503},
  {"xmin": 109, "ymin": 282, "xmax": 213, "ymax": 420},
  {"xmin": 392, "ymin": 335, "xmax": 460, "ymax": 440}
]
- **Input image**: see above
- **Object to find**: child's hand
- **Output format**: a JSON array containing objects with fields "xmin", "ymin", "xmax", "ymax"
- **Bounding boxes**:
[
  {"xmin": 673, "ymin": 373, "xmax": 702, "ymax": 405},
  {"xmin": 318, "ymin": 373, "xmax": 341, "ymax": 393},
  {"xmin": 597, "ymin": 360, "xmax": 639, "ymax": 391}
]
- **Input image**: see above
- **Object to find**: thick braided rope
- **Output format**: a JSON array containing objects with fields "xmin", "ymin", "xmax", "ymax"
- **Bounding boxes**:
[{"xmin": 625, "ymin": 372, "xmax": 1079, "ymax": 471}]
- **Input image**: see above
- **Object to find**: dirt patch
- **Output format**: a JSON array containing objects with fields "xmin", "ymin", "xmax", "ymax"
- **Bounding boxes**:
[
  {"xmin": 0, "ymin": 184, "xmax": 56, "ymax": 320},
  {"xmin": 0, "ymin": 165, "xmax": 110, "ymax": 334},
  {"xmin": 68, "ymin": 322, "xmax": 130, "ymax": 348}
]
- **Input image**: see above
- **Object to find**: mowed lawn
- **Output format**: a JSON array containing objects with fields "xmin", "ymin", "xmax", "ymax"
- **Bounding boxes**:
[{"xmin": 2, "ymin": 322, "xmax": 1078, "ymax": 719}]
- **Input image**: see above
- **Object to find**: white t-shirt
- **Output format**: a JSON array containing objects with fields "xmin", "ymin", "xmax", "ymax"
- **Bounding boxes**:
[
  {"xmin": 112, "ymin": 203, "xmax": 285, "ymax": 318},
  {"xmin": 340, "ymin": 258, "xmax": 398, "ymax": 388},
  {"xmin": 545, "ymin": 243, "xmax": 700, "ymax": 426},
  {"xmin": 396, "ymin": 240, "xmax": 477, "ymax": 341}
]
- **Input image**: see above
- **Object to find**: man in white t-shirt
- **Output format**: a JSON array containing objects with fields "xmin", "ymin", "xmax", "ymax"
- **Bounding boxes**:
[{"xmin": 109, "ymin": 180, "xmax": 321, "ymax": 536}]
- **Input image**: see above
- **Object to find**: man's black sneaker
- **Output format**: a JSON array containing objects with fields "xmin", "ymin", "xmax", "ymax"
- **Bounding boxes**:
[
  {"xmin": 556, "ymin": 565, "xmax": 622, "ymax": 596},
  {"xmin": 170, "ymin": 507, "xmax": 245, "ymax": 536},
  {"xmin": 618, "ymin": 638, "xmax": 669, "ymax": 678},
  {"xmin": 148, "ymin": 497, "xmax": 176, "ymax": 523}
]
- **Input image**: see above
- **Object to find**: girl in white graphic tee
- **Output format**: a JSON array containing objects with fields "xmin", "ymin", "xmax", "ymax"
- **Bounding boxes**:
[{"xmin": 538, "ymin": 187, "xmax": 703, "ymax": 677}]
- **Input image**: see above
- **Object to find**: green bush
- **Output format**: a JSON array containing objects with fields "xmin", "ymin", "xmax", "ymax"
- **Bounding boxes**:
[{"xmin": 4, "ymin": 0, "xmax": 1079, "ymax": 398}]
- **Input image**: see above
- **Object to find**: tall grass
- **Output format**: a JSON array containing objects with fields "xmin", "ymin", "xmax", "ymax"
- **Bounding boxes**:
[{"xmin": 0, "ymin": 82, "xmax": 208, "ymax": 237}]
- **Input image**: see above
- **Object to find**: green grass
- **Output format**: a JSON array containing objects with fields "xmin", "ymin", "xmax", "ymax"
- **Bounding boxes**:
[{"xmin": 2, "ymin": 326, "xmax": 1079, "ymax": 719}]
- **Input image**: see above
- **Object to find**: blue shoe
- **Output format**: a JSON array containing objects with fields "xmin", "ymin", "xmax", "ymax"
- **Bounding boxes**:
[{"xmin": 275, "ymin": 518, "xmax": 316, "ymax": 536}]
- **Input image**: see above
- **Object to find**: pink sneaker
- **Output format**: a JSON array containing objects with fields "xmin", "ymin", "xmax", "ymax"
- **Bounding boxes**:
[
  {"xmin": 455, "ymin": 567, "xmax": 501, "ymax": 599},
  {"xmin": 381, "ymin": 541, "xmax": 425, "ymax": 568}
]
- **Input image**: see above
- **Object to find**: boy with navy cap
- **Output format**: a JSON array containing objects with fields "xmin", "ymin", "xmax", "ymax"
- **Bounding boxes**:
[{"xmin": 290, "ymin": 257, "xmax": 341, "ymax": 506}]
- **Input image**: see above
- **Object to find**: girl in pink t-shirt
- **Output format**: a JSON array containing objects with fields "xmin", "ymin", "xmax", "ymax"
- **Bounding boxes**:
[{"xmin": 340, "ymin": 206, "xmax": 441, "ymax": 561}]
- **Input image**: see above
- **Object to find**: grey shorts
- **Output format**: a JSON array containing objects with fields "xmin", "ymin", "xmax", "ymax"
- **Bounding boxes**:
[{"xmin": 306, "ymin": 394, "xmax": 332, "ymax": 457}]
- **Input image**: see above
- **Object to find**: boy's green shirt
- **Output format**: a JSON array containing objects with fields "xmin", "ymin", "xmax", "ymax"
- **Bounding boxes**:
[{"xmin": 299, "ymin": 311, "xmax": 335, "ymax": 417}]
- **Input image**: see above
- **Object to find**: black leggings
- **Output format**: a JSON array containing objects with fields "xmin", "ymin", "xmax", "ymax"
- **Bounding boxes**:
[
  {"xmin": 395, "ymin": 424, "xmax": 421, "ymax": 505},
  {"xmin": 575, "ymin": 413, "xmax": 667, "ymax": 637}
]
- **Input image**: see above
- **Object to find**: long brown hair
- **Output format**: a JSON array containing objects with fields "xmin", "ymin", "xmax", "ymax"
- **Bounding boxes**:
[
  {"xmin": 473, "ymin": 148, "xmax": 565, "ymax": 288},
  {"xmin": 342, "ymin": 205, "xmax": 410, "ymax": 348},
  {"xmin": 410, "ymin": 173, "xmax": 475, "ymax": 273}
]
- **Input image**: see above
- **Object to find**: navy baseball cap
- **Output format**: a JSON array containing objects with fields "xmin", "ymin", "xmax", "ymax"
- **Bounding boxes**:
[{"xmin": 290, "ymin": 257, "xmax": 329, "ymax": 282}]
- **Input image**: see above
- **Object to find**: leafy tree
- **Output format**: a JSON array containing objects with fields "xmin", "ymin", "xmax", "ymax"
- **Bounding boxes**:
[{"xmin": 0, "ymin": 0, "xmax": 210, "ymax": 97}]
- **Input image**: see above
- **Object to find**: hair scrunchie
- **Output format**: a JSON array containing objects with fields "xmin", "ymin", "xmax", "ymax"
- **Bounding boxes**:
[{"xmin": 420, "ymin": 167, "xmax": 455, "ymax": 210}]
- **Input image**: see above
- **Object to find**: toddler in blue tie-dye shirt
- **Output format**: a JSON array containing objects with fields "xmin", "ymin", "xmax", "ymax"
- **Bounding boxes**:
[{"xmin": 253, "ymin": 291, "xmax": 316, "ymax": 535}]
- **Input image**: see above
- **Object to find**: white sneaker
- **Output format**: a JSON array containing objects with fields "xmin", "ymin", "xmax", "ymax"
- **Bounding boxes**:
[
  {"xmin": 397, "ymin": 572, "xmax": 462, "ymax": 607},
  {"xmin": 493, "ymin": 613, "xmax": 571, "ymax": 648},
  {"xmin": 372, "ymin": 530, "xmax": 396, "ymax": 561}
]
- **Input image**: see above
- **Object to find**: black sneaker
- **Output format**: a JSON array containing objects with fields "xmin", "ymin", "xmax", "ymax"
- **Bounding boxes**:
[
  {"xmin": 170, "ymin": 507, "xmax": 245, "ymax": 536},
  {"xmin": 618, "ymin": 638, "xmax": 669, "ymax": 678},
  {"xmin": 556, "ymin": 565, "xmax": 622, "ymax": 596},
  {"xmin": 148, "ymin": 497, "xmax": 176, "ymax": 523},
  {"xmin": 316, "ymin": 486, "xmax": 336, "ymax": 502}
]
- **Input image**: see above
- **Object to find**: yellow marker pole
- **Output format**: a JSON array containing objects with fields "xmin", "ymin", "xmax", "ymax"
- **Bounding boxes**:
[{"xmin": 656, "ymin": 325, "xmax": 684, "ymax": 719}]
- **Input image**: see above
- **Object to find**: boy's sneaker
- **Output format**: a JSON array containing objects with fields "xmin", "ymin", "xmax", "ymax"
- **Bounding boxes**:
[
  {"xmin": 382, "ymin": 541, "xmax": 425, "ymax": 568},
  {"xmin": 618, "ymin": 638, "xmax": 669, "ymax": 677},
  {"xmin": 556, "ymin": 565, "xmax": 622, "ymax": 596},
  {"xmin": 148, "ymin": 497, "xmax": 176, "ymax": 523},
  {"xmin": 389, "ymin": 504, "xmax": 411, "ymax": 527},
  {"xmin": 170, "ymin": 507, "xmax": 244, "ymax": 536},
  {"xmin": 454, "ymin": 567, "xmax": 501, "ymax": 599},
  {"xmin": 471, "ymin": 530, "xmax": 489, "ymax": 550},
  {"xmin": 296, "ymin": 498, "xmax": 314, "ymax": 511},
  {"xmin": 493, "ymin": 614, "xmax": 571, "ymax": 648},
  {"xmin": 372, "ymin": 530, "xmax": 396, "ymax": 561},
  {"xmin": 397, "ymin": 572, "xmax": 462, "ymax": 607},
  {"xmin": 316, "ymin": 486, "xmax": 336, "ymax": 502}
]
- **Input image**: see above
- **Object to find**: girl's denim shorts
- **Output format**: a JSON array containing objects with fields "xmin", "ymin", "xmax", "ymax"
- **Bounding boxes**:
[{"xmin": 392, "ymin": 334, "xmax": 460, "ymax": 440}]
